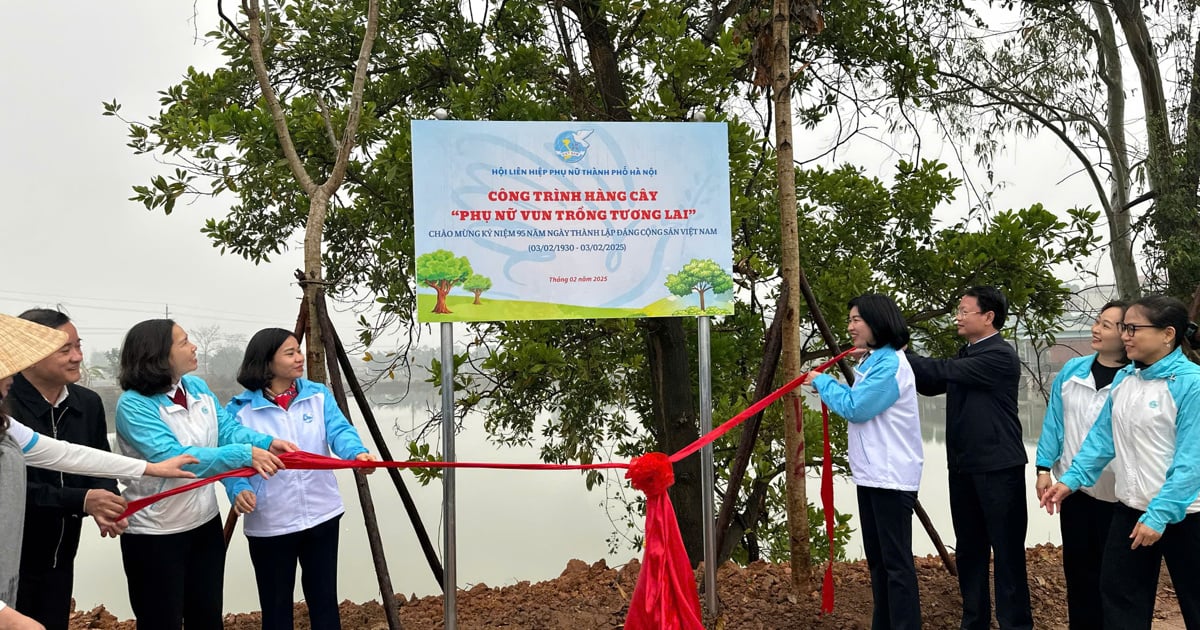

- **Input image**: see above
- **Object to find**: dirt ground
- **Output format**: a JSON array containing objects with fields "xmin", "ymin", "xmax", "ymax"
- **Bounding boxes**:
[{"xmin": 68, "ymin": 544, "xmax": 1181, "ymax": 629}]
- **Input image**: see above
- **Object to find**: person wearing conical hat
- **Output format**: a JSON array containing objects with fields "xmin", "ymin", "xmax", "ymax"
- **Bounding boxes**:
[{"xmin": 0, "ymin": 312, "xmax": 197, "ymax": 630}]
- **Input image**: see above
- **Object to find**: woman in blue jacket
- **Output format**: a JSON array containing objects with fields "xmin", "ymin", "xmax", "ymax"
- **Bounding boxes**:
[
  {"xmin": 1042, "ymin": 295, "xmax": 1200, "ymax": 629},
  {"xmin": 806, "ymin": 293, "xmax": 923, "ymax": 630},
  {"xmin": 226, "ymin": 328, "xmax": 376, "ymax": 630},
  {"xmin": 115, "ymin": 319, "xmax": 293, "ymax": 630},
  {"xmin": 1033, "ymin": 300, "xmax": 1127, "ymax": 629}
]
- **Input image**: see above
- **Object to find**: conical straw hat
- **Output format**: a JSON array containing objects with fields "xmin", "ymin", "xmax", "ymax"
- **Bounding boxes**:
[{"xmin": 0, "ymin": 312, "xmax": 69, "ymax": 381}]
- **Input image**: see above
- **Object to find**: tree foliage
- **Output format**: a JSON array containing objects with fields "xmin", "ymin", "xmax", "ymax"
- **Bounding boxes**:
[
  {"xmin": 923, "ymin": 1, "xmax": 1200, "ymax": 299},
  {"xmin": 463, "ymin": 273, "xmax": 493, "ymax": 305},
  {"xmin": 115, "ymin": 0, "xmax": 1101, "ymax": 568}
]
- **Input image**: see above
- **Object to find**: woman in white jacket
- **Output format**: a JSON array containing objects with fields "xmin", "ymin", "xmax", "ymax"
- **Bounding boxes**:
[
  {"xmin": 0, "ymin": 312, "xmax": 195, "ymax": 630},
  {"xmin": 1033, "ymin": 300, "xmax": 1127, "ymax": 629},
  {"xmin": 1042, "ymin": 295, "xmax": 1200, "ymax": 629},
  {"xmin": 805, "ymin": 294, "xmax": 923, "ymax": 630},
  {"xmin": 115, "ymin": 319, "xmax": 293, "ymax": 630},
  {"xmin": 225, "ymin": 328, "xmax": 376, "ymax": 630}
]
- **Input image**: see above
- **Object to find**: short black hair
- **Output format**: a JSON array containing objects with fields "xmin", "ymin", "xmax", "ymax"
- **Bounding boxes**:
[
  {"xmin": 964, "ymin": 286, "xmax": 1008, "ymax": 330},
  {"xmin": 237, "ymin": 328, "xmax": 297, "ymax": 392},
  {"xmin": 118, "ymin": 319, "xmax": 177, "ymax": 395},
  {"xmin": 18, "ymin": 308, "xmax": 71, "ymax": 329},
  {"xmin": 848, "ymin": 293, "xmax": 909, "ymax": 350}
]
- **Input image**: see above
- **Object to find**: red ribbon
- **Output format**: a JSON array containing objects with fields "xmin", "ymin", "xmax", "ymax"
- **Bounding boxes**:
[
  {"xmin": 117, "ymin": 349, "xmax": 853, "ymax": 628},
  {"xmin": 821, "ymin": 402, "xmax": 835, "ymax": 614},
  {"xmin": 624, "ymin": 453, "xmax": 704, "ymax": 630}
]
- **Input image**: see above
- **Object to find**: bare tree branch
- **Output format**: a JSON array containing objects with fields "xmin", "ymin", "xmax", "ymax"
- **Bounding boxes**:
[{"xmin": 218, "ymin": 0, "xmax": 249, "ymax": 42}]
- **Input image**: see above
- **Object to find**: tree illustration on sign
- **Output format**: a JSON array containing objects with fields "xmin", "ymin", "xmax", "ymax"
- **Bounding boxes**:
[
  {"xmin": 463, "ymin": 273, "xmax": 492, "ymax": 305},
  {"xmin": 664, "ymin": 259, "xmax": 733, "ymax": 312},
  {"xmin": 416, "ymin": 249, "xmax": 472, "ymax": 314}
]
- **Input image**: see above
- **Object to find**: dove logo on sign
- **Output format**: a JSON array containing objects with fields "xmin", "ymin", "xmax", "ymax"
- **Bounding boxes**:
[{"xmin": 553, "ymin": 129, "xmax": 592, "ymax": 163}]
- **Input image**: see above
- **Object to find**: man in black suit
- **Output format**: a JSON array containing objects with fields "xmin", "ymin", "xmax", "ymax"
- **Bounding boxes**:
[
  {"xmin": 907, "ymin": 287, "xmax": 1032, "ymax": 630},
  {"xmin": 8, "ymin": 309, "xmax": 126, "ymax": 630}
]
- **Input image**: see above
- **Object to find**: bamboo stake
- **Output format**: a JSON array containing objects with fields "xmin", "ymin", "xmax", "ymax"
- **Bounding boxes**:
[
  {"xmin": 315, "ymin": 292, "xmax": 403, "ymax": 630},
  {"xmin": 327, "ymin": 321, "xmax": 446, "ymax": 587},
  {"xmin": 222, "ymin": 292, "xmax": 310, "ymax": 548}
]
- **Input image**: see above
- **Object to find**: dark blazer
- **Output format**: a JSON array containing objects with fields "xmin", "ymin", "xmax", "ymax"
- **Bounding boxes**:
[
  {"xmin": 7, "ymin": 374, "xmax": 118, "ymax": 570},
  {"xmin": 907, "ymin": 333, "xmax": 1026, "ymax": 473}
]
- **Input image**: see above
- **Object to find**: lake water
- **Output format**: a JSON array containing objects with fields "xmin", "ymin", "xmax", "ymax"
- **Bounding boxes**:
[{"xmin": 71, "ymin": 396, "xmax": 1058, "ymax": 618}]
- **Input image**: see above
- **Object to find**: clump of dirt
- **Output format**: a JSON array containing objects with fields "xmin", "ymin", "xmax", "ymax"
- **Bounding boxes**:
[{"xmin": 68, "ymin": 545, "xmax": 1181, "ymax": 629}]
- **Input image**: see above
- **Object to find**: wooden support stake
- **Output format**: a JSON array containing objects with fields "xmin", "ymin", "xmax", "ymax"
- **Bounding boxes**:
[
  {"xmin": 223, "ymin": 292, "xmax": 310, "ymax": 548},
  {"xmin": 794, "ymin": 275, "xmax": 957, "ymax": 576},
  {"xmin": 327, "ymin": 322, "xmax": 446, "ymax": 587},
  {"xmin": 315, "ymin": 291, "xmax": 403, "ymax": 630}
]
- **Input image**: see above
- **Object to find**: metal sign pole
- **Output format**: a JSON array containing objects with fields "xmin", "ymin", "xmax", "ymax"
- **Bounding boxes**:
[
  {"xmin": 698, "ymin": 315, "xmax": 717, "ymax": 614},
  {"xmin": 440, "ymin": 321, "xmax": 458, "ymax": 630}
]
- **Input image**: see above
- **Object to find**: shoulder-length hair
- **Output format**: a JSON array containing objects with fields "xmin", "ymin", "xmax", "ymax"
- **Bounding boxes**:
[
  {"xmin": 118, "ymin": 319, "xmax": 177, "ymax": 395},
  {"xmin": 237, "ymin": 328, "xmax": 297, "ymax": 392},
  {"xmin": 849, "ymin": 293, "xmax": 909, "ymax": 350}
]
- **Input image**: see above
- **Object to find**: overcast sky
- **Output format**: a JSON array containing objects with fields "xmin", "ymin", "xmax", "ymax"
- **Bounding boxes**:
[
  {"xmin": 0, "ymin": 3, "xmax": 1113, "ymax": 357},
  {"xmin": 1, "ymin": 3, "xmax": 312, "ymax": 354}
]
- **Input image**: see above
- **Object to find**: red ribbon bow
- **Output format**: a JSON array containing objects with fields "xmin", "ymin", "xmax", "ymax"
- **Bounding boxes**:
[{"xmin": 118, "ymin": 349, "xmax": 854, "ymax": 628}]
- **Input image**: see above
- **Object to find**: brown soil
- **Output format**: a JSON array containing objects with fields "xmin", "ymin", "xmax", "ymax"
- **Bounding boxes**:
[{"xmin": 68, "ymin": 544, "xmax": 1181, "ymax": 629}]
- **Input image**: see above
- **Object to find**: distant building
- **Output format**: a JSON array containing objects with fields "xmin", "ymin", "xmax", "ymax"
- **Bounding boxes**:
[
  {"xmin": 909, "ymin": 285, "xmax": 1121, "ymax": 446},
  {"xmin": 1015, "ymin": 284, "xmax": 1121, "ymax": 403}
]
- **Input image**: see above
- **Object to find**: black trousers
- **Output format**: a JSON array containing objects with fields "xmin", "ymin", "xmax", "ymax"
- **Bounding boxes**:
[
  {"xmin": 120, "ymin": 516, "xmax": 225, "ymax": 630},
  {"xmin": 858, "ymin": 485, "xmax": 922, "ymax": 630},
  {"xmin": 948, "ymin": 466, "xmax": 1032, "ymax": 630},
  {"xmin": 1100, "ymin": 503, "xmax": 1200, "ymax": 630},
  {"xmin": 1060, "ymin": 491, "xmax": 1114, "ymax": 630},
  {"xmin": 16, "ymin": 516, "xmax": 84, "ymax": 630},
  {"xmin": 247, "ymin": 514, "xmax": 343, "ymax": 630},
  {"xmin": 15, "ymin": 562, "xmax": 73, "ymax": 630}
]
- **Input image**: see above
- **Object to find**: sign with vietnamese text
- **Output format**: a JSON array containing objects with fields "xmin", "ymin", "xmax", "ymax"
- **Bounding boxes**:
[{"xmin": 411, "ymin": 120, "xmax": 733, "ymax": 322}]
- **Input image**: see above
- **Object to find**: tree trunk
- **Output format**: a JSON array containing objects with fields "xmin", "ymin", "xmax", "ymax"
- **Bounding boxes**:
[
  {"xmin": 561, "ymin": 0, "xmax": 705, "ymax": 564},
  {"xmin": 304, "ymin": 190, "xmax": 330, "ymax": 383},
  {"xmin": 642, "ymin": 317, "xmax": 704, "ymax": 565},
  {"xmin": 1111, "ymin": 0, "xmax": 1199, "ymax": 296},
  {"xmin": 432, "ymin": 285, "xmax": 452, "ymax": 314},
  {"xmin": 243, "ymin": 0, "xmax": 379, "ymax": 380},
  {"xmin": 772, "ymin": 0, "xmax": 812, "ymax": 594},
  {"xmin": 563, "ymin": 0, "xmax": 631, "ymax": 120},
  {"xmin": 1090, "ymin": 1, "xmax": 1140, "ymax": 299}
]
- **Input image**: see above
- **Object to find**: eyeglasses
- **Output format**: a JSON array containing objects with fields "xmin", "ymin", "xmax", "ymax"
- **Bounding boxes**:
[
  {"xmin": 955, "ymin": 309, "xmax": 981, "ymax": 318},
  {"xmin": 1117, "ymin": 322, "xmax": 1164, "ymax": 335}
]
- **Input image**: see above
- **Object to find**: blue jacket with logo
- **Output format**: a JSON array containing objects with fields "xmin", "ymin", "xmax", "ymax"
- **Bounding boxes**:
[
  {"xmin": 1035, "ymin": 354, "xmax": 1118, "ymax": 502},
  {"xmin": 116, "ymin": 374, "xmax": 273, "ymax": 534},
  {"xmin": 812, "ymin": 346, "xmax": 923, "ymax": 491},
  {"xmin": 223, "ymin": 378, "xmax": 368, "ymax": 537},
  {"xmin": 1061, "ymin": 347, "xmax": 1200, "ymax": 533}
]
